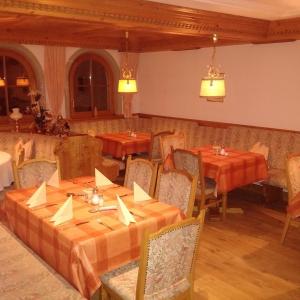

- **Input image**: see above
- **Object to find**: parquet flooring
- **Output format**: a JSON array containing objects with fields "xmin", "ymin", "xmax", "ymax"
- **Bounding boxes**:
[{"xmin": 194, "ymin": 195, "xmax": 300, "ymax": 300}]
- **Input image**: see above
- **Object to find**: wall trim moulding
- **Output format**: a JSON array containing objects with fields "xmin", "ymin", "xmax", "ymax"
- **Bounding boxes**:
[{"xmin": 136, "ymin": 113, "xmax": 300, "ymax": 134}]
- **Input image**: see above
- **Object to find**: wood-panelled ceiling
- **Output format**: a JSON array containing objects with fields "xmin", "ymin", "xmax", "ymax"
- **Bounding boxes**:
[{"xmin": 0, "ymin": 0, "xmax": 299, "ymax": 52}]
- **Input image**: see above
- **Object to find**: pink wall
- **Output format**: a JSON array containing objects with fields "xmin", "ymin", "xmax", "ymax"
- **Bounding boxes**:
[{"xmin": 136, "ymin": 41, "xmax": 300, "ymax": 131}]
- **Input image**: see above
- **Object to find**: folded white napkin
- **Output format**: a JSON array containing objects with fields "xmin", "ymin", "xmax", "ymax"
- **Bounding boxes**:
[
  {"xmin": 26, "ymin": 182, "xmax": 47, "ymax": 208},
  {"xmin": 95, "ymin": 168, "xmax": 113, "ymax": 187},
  {"xmin": 50, "ymin": 196, "xmax": 73, "ymax": 226},
  {"xmin": 133, "ymin": 182, "xmax": 151, "ymax": 202},
  {"xmin": 47, "ymin": 169, "xmax": 60, "ymax": 188},
  {"xmin": 117, "ymin": 194, "xmax": 136, "ymax": 226}
]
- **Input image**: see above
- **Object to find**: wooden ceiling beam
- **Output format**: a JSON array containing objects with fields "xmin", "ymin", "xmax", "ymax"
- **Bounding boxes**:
[{"xmin": 0, "ymin": 0, "xmax": 267, "ymax": 41}]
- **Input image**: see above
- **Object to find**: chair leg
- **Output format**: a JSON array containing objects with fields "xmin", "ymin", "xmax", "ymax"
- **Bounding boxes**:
[
  {"xmin": 222, "ymin": 193, "xmax": 227, "ymax": 220},
  {"xmin": 281, "ymin": 214, "xmax": 292, "ymax": 244}
]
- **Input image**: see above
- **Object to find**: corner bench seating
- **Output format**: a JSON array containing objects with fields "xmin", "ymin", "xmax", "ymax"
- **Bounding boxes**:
[
  {"xmin": 0, "ymin": 222, "xmax": 84, "ymax": 299},
  {"xmin": 0, "ymin": 132, "xmax": 119, "ymax": 181},
  {"xmin": 69, "ymin": 117, "xmax": 300, "ymax": 196}
]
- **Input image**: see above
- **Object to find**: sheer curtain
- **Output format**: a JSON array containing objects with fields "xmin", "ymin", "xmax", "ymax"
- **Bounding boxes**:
[
  {"xmin": 119, "ymin": 52, "xmax": 139, "ymax": 118},
  {"xmin": 44, "ymin": 46, "xmax": 66, "ymax": 117}
]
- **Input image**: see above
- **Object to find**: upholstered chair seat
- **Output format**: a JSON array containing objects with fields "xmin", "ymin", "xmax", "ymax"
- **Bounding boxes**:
[
  {"xmin": 268, "ymin": 168, "xmax": 287, "ymax": 188},
  {"xmin": 101, "ymin": 261, "xmax": 139, "ymax": 300},
  {"xmin": 101, "ymin": 212, "xmax": 205, "ymax": 300}
]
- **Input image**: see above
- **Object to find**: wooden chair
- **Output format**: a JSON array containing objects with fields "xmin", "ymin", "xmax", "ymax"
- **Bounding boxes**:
[
  {"xmin": 159, "ymin": 131, "xmax": 186, "ymax": 162},
  {"xmin": 13, "ymin": 158, "xmax": 60, "ymax": 189},
  {"xmin": 281, "ymin": 153, "xmax": 300, "ymax": 244},
  {"xmin": 124, "ymin": 155, "xmax": 158, "ymax": 197},
  {"xmin": 100, "ymin": 210, "xmax": 206, "ymax": 300},
  {"xmin": 55, "ymin": 135, "xmax": 119, "ymax": 181},
  {"xmin": 148, "ymin": 130, "xmax": 174, "ymax": 163},
  {"xmin": 155, "ymin": 166, "xmax": 197, "ymax": 218},
  {"xmin": 172, "ymin": 148, "xmax": 226, "ymax": 218}
]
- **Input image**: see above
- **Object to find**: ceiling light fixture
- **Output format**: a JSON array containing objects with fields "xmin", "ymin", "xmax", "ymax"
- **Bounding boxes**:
[
  {"xmin": 200, "ymin": 33, "xmax": 225, "ymax": 102},
  {"xmin": 118, "ymin": 31, "xmax": 137, "ymax": 93}
]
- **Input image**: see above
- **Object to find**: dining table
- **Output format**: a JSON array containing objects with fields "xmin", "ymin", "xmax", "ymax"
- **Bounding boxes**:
[
  {"xmin": 2, "ymin": 176, "xmax": 182, "ymax": 299},
  {"xmin": 190, "ymin": 146, "xmax": 268, "ymax": 218},
  {"xmin": 98, "ymin": 132, "xmax": 151, "ymax": 159},
  {"xmin": 0, "ymin": 151, "xmax": 14, "ymax": 191}
]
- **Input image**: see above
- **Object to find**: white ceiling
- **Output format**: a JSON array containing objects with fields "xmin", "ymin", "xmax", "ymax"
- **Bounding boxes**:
[{"xmin": 150, "ymin": 0, "xmax": 300, "ymax": 20}]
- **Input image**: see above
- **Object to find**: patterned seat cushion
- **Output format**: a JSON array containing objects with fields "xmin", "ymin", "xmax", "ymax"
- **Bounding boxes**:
[
  {"xmin": 267, "ymin": 168, "xmax": 287, "ymax": 189},
  {"xmin": 100, "ymin": 261, "xmax": 139, "ymax": 300}
]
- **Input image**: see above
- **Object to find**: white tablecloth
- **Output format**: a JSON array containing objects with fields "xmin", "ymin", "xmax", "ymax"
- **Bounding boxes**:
[{"xmin": 0, "ymin": 151, "xmax": 13, "ymax": 191}]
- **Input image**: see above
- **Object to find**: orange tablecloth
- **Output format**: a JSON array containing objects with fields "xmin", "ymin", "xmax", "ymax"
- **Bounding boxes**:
[
  {"xmin": 3, "ymin": 177, "xmax": 182, "ymax": 298},
  {"xmin": 190, "ymin": 146, "xmax": 268, "ymax": 193},
  {"xmin": 98, "ymin": 132, "xmax": 151, "ymax": 158}
]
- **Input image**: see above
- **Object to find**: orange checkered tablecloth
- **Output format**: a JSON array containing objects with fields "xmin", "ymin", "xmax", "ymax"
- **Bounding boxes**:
[
  {"xmin": 98, "ymin": 132, "xmax": 151, "ymax": 158},
  {"xmin": 3, "ymin": 177, "xmax": 182, "ymax": 299},
  {"xmin": 190, "ymin": 146, "xmax": 268, "ymax": 193}
]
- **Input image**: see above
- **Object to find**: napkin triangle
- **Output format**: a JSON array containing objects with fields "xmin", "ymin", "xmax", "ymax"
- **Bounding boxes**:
[
  {"xmin": 26, "ymin": 182, "xmax": 47, "ymax": 208},
  {"xmin": 133, "ymin": 182, "xmax": 151, "ymax": 202},
  {"xmin": 95, "ymin": 168, "xmax": 113, "ymax": 187},
  {"xmin": 117, "ymin": 194, "xmax": 136, "ymax": 226},
  {"xmin": 47, "ymin": 169, "xmax": 60, "ymax": 188},
  {"xmin": 50, "ymin": 196, "xmax": 73, "ymax": 226}
]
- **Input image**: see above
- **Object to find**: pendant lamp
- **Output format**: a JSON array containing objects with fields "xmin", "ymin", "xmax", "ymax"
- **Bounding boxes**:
[
  {"xmin": 200, "ymin": 34, "xmax": 225, "ymax": 102},
  {"xmin": 118, "ymin": 31, "xmax": 137, "ymax": 93}
]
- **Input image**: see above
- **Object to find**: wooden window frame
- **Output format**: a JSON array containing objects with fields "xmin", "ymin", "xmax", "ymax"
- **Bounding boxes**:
[
  {"xmin": 69, "ymin": 53, "xmax": 115, "ymax": 119},
  {"xmin": 0, "ymin": 49, "xmax": 37, "ymax": 123}
]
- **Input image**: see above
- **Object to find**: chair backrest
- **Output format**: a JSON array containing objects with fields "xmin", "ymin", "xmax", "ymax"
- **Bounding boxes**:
[
  {"xmin": 249, "ymin": 142, "xmax": 269, "ymax": 161},
  {"xmin": 136, "ymin": 211, "xmax": 205, "ymax": 300},
  {"xmin": 55, "ymin": 135, "xmax": 103, "ymax": 180},
  {"xmin": 124, "ymin": 156, "xmax": 158, "ymax": 197},
  {"xmin": 286, "ymin": 153, "xmax": 300, "ymax": 203},
  {"xmin": 160, "ymin": 132, "xmax": 186, "ymax": 161},
  {"xmin": 149, "ymin": 130, "xmax": 174, "ymax": 161},
  {"xmin": 13, "ymin": 158, "xmax": 60, "ymax": 189},
  {"xmin": 172, "ymin": 148, "xmax": 206, "ymax": 201},
  {"xmin": 155, "ymin": 166, "xmax": 197, "ymax": 217}
]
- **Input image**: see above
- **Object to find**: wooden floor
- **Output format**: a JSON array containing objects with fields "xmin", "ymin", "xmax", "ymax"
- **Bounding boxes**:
[{"xmin": 194, "ymin": 193, "xmax": 300, "ymax": 300}]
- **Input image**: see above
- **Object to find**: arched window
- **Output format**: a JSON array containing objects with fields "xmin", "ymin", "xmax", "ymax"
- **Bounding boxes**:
[
  {"xmin": 69, "ymin": 53, "xmax": 115, "ymax": 118},
  {"xmin": 0, "ymin": 50, "xmax": 36, "ymax": 117}
]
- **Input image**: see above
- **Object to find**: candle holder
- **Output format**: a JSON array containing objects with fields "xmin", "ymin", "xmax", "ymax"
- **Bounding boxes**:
[{"xmin": 9, "ymin": 107, "xmax": 23, "ymax": 132}]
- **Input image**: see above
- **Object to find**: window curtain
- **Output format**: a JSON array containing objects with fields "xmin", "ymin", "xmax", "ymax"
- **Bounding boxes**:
[
  {"xmin": 120, "ymin": 52, "xmax": 139, "ymax": 118},
  {"xmin": 44, "ymin": 46, "xmax": 66, "ymax": 117}
]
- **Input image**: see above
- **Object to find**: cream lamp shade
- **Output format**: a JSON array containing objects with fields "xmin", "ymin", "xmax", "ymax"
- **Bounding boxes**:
[
  {"xmin": 199, "ymin": 34, "xmax": 226, "ymax": 102},
  {"xmin": 200, "ymin": 76, "xmax": 225, "ymax": 102},
  {"xmin": 118, "ymin": 79, "xmax": 137, "ymax": 93}
]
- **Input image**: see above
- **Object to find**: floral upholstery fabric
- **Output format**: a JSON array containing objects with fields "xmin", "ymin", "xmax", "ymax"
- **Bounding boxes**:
[
  {"xmin": 287, "ymin": 156, "xmax": 300, "ymax": 199},
  {"xmin": 0, "ymin": 224, "xmax": 84, "ymax": 300},
  {"xmin": 18, "ymin": 161, "xmax": 57, "ymax": 188},
  {"xmin": 144, "ymin": 223, "xmax": 199, "ymax": 299},
  {"xmin": 267, "ymin": 168, "xmax": 287, "ymax": 188},
  {"xmin": 101, "ymin": 261, "xmax": 139, "ymax": 300},
  {"xmin": 101, "ymin": 222, "xmax": 200, "ymax": 300},
  {"xmin": 156, "ymin": 171, "xmax": 192, "ymax": 216},
  {"xmin": 124, "ymin": 160, "xmax": 154, "ymax": 194},
  {"xmin": 173, "ymin": 150, "xmax": 198, "ymax": 176}
]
